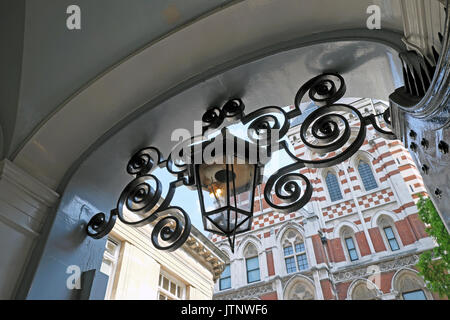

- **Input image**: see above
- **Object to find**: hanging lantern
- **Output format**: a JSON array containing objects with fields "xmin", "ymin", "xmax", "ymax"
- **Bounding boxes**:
[{"xmin": 192, "ymin": 129, "xmax": 264, "ymax": 252}]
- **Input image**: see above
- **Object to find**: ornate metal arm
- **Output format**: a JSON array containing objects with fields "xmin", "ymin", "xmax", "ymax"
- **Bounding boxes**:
[{"xmin": 87, "ymin": 72, "xmax": 396, "ymax": 251}]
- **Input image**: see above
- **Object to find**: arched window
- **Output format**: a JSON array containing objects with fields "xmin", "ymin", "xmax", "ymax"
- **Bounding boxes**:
[
  {"xmin": 345, "ymin": 237, "xmax": 358, "ymax": 261},
  {"xmin": 377, "ymin": 216, "xmax": 401, "ymax": 252},
  {"xmin": 282, "ymin": 229, "xmax": 309, "ymax": 273},
  {"xmin": 350, "ymin": 280, "xmax": 380, "ymax": 300},
  {"xmin": 284, "ymin": 277, "xmax": 316, "ymax": 300},
  {"xmin": 219, "ymin": 263, "xmax": 231, "ymax": 290},
  {"xmin": 393, "ymin": 269, "xmax": 430, "ymax": 300},
  {"xmin": 403, "ymin": 289, "xmax": 427, "ymax": 300},
  {"xmin": 341, "ymin": 227, "xmax": 359, "ymax": 262},
  {"xmin": 244, "ymin": 243, "xmax": 260, "ymax": 283},
  {"xmin": 325, "ymin": 171, "xmax": 343, "ymax": 202},
  {"xmin": 383, "ymin": 226, "xmax": 400, "ymax": 251},
  {"xmin": 358, "ymin": 160, "xmax": 378, "ymax": 191}
]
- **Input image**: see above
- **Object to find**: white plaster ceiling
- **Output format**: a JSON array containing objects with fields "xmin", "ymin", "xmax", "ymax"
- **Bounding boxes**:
[{"xmin": 10, "ymin": 0, "xmax": 406, "ymax": 189}]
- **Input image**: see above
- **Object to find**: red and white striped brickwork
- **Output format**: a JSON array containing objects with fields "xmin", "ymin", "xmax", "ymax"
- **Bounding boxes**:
[{"xmin": 212, "ymin": 98, "xmax": 438, "ymax": 300}]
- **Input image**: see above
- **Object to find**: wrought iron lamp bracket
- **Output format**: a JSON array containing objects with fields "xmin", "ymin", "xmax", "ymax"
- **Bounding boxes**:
[
  {"xmin": 86, "ymin": 72, "xmax": 396, "ymax": 252},
  {"xmin": 86, "ymin": 145, "xmax": 194, "ymax": 251}
]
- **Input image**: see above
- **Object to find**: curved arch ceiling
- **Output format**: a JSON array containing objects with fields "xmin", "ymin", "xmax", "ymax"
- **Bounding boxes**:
[
  {"xmin": 9, "ymin": 0, "xmax": 238, "ymax": 155},
  {"xmin": 12, "ymin": 0, "xmax": 405, "ymax": 189},
  {"xmin": 58, "ymin": 39, "xmax": 403, "ymax": 224}
]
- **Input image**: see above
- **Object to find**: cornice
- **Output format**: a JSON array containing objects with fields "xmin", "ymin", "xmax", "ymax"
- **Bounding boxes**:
[
  {"xmin": 183, "ymin": 233, "xmax": 227, "ymax": 281},
  {"xmin": 0, "ymin": 159, "xmax": 59, "ymax": 207}
]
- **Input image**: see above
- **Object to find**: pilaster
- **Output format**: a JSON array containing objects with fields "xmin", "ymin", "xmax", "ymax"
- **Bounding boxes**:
[{"xmin": 0, "ymin": 159, "xmax": 59, "ymax": 299}]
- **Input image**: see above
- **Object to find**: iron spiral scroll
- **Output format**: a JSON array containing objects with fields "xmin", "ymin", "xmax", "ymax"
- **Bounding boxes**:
[
  {"xmin": 87, "ymin": 72, "xmax": 396, "ymax": 250},
  {"xmin": 86, "ymin": 146, "xmax": 193, "ymax": 252},
  {"xmin": 261, "ymin": 73, "xmax": 395, "ymax": 213}
]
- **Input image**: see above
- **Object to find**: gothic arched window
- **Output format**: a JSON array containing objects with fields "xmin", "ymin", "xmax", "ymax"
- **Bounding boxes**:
[
  {"xmin": 281, "ymin": 229, "xmax": 309, "ymax": 274},
  {"xmin": 358, "ymin": 160, "xmax": 378, "ymax": 191},
  {"xmin": 284, "ymin": 278, "xmax": 316, "ymax": 300},
  {"xmin": 340, "ymin": 227, "xmax": 359, "ymax": 262},
  {"xmin": 325, "ymin": 171, "xmax": 343, "ymax": 202},
  {"xmin": 350, "ymin": 281, "xmax": 380, "ymax": 300},
  {"xmin": 377, "ymin": 215, "xmax": 401, "ymax": 252},
  {"xmin": 393, "ymin": 270, "xmax": 430, "ymax": 300},
  {"xmin": 244, "ymin": 243, "xmax": 260, "ymax": 284}
]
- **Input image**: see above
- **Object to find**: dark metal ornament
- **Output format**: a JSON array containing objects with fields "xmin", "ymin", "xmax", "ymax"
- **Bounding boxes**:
[
  {"xmin": 116, "ymin": 174, "xmax": 162, "ymax": 226},
  {"xmin": 191, "ymin": 130, "xmax": 263, "ymax": 253},
  {"xmin": 263, "ymin": 166, "xmax": 313, "ymax": 214},
  {"xmin": 86, "ymin": 209, "xmax": 118, "ymax": 239},
  {"xmin": 86, "ymin": 145, "xmax": 193, "ymax": 250},
  {"xmin": 151, "ymin": 207, "xmax": 191, "ymax": 252},
  {"xmin": 260, "ymin": 73, "xmax": 395, "ymax": 214}
]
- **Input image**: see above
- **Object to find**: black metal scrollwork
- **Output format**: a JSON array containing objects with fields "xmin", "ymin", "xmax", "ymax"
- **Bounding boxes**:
[
  {"xmin": 87, "ymin": 71, "xmax": 396, "ymax": 252},
  {"xmin": 261, "ymin": 73, "xmax": 396, "ymax": 212},
  {"xmin": 87, "ymin": 145, "xmax": 193, "ymax": 250},
  {"xmin": 116, "ymin": 174, "xmax": 163, "ymax": 226},
  {"xmin": 86, "ymin": 209, "xmax": 118, "ymax": 239},
  {"xmin": 263, "ymin": 164, "xmax": 313, "ymax": 214},
  {"xmin": 294, "ymin": 73, "xmax": 346, "ymax": 110},
  {"xmin": 126, "ymin": 147, "xmax": 161, "ymax": 176},
  {"xmin": 151, "ymin": 207, "xmax": 191, "ymax": 252},
  {"xmin": 202, "ymin": 98, "xmax": 245, "ymax": 134}
]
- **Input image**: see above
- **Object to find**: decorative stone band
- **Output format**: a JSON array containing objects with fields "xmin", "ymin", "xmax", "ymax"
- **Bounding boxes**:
[
  {"xmin": 356, "ymin": 188, "xmax": 395, "ymax": 211},
  {"xmin": 322, "ymin": 200, "xmax": 356, "ymax": 219},
  {"xmin": 214, "ymin": 281, "xmax": 275, "ymax": 300},
  {"xmin": 321, "ymin": 187, "xmax": 395, "ymax": 220},
  {"xmin": 214, "ymin": 271, "xmax": 315, "ymax": 300},
  {"xmin": 184, "ymin": 233, "xmax": 226, "ymax": 281},
  {"xmin": 331, "ymin": 254, "xmax": 420, "ymax": 283}
]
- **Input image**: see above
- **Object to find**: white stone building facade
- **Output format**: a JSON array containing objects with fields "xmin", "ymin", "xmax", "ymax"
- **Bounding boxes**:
[{"xmin": 100, "ymin": 213, "xmax": 227, "ymax": 300}]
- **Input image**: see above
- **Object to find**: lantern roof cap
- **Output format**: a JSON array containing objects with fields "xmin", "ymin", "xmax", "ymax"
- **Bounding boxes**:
[{"xmin": 187, "ymin": 128, "xmax": 268, "ymax": 167}]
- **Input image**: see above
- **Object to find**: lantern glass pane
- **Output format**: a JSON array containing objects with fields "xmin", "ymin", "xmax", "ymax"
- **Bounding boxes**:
[
  {"xmin": 205, "ymin": 210, "xmax": 251, "ymax": 234},
  {"xmin": 229, "ymin": 210, "xmax": 251, "ymax": 233},
  {"xmin": 196, "ymin": 158, "xmax": 257, "ymax": 236},
  {"xmin": 198, "ymin": 163, "xmax": 230, "ymax": 213},
  {"xmin": 235, "ymin": 214, "xmax": 251, "ymax": 233},
  {"xmin": 231, "ymin": 163, "xmax": 256, "ymax": 213},
  {"xmin": 204, "ymin": 210, "xmax": 228, "ymax": 234}
]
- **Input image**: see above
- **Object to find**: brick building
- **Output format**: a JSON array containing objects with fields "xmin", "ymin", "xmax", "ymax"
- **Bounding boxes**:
[{"xmin": 212, "ymin": 98, "xmax": 441, "ymax": 300}]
